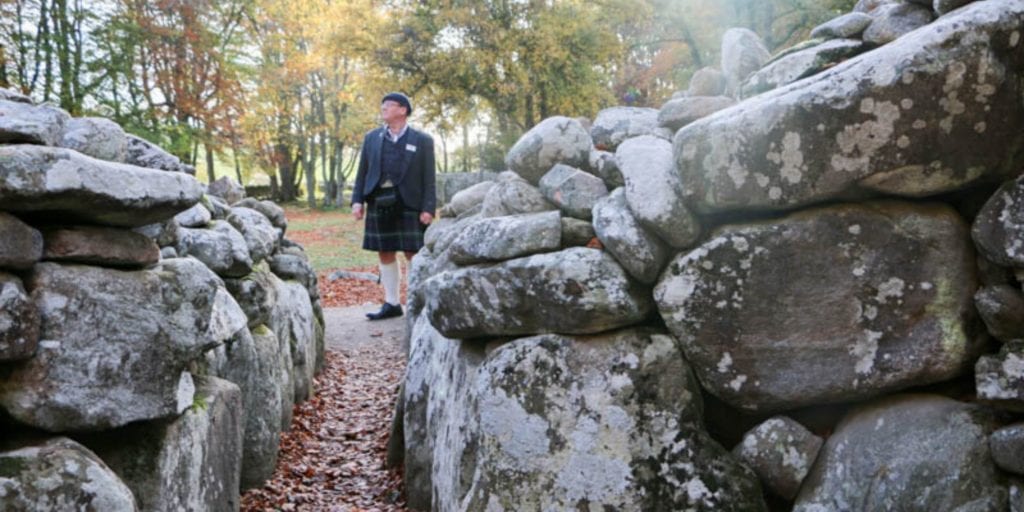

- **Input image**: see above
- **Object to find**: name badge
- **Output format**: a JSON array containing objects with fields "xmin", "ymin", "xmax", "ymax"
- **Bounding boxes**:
[{"xmin": 406, "ymin": 144, "xmax": 417, "ymax": 152}]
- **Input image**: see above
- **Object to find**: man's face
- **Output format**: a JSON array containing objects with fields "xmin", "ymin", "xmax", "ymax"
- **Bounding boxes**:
[{"xmin": 381, "ymin": 100, "xmax": 407, "ymax": 123}]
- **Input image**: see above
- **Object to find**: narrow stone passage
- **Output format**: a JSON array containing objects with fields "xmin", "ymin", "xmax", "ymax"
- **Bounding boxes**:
[{"xmin": 241, "ymin": 307, "xmax": 408, "ymax": 511}]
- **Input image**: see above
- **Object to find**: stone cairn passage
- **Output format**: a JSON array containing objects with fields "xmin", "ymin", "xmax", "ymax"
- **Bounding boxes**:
[
  {"xmin": 0, "ymin": 89, "xmax": 325, "ymax": 510},
  {"xmin": 400, "ymin": 1, "xmax": 1024, "ymax": 510}
]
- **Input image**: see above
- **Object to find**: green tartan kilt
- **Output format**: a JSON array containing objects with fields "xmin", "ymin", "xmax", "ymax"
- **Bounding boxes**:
[{"xmin": 363, "ymin": 195, "xmax": 425, "ymax": 252}]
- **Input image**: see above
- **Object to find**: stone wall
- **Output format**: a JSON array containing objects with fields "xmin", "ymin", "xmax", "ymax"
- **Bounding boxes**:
[
  {"xmin": 403, "ymin": 1, "xmax": 1024, "ymax": 510},
  {"xmin": 0, "ymin": 95, "xmax": 324, "ymax": 510}
]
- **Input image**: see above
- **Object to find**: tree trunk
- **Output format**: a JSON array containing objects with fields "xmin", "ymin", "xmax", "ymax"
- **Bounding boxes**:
[
  {"xmin": 0, "ymin": 44, "xmax": 9, "ymax": 89},
  {"xmin": 233, "ymin": 147, "xmax": 243, "ymax": 184},
  {"xmin": 206, "ymin": 144, "xmax": 216, "ymax": 183},
  {"xmin": 462, "ymin": 123, "xmax": 470, "ymax": 172}
]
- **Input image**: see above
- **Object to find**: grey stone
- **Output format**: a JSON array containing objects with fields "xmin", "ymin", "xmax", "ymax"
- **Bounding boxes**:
[
  {"xmin": 976, "ymin": 340, "xmax": 1024, "ymax": 411},
  {"xmin": 173, "ymin": 203, "xmax": 212, "ymax": 228},
  {"xmin": 59, "ymin": 117, "xmax": 128, "ymax": 162},
  {"xmin": 538, "ymin": 164, "xmax": 608, "ymax": 221},
  {"xmin": 0, "ymin": 272, "xmax": 39, "ymax": 362},
  {"xmin": 439, "ymin": 180, "xmax": 494, "ymax": 218},
  {"xmin": 176, "ymin": 221, "xmax": 253, "ymax": 278},
  {"xmin": 0, "ymin": 437, "xmax": 137, "ymax": 511},
  {"xmin": 794, "ymin": 395, "xmax": 1006, "ymax": 511},
  {"xmin": 207, "ymin": 176, "xmax": 245, "ymax": 204},
  {"xmin": 863, "ymin": 2, "xmax": 936, "ymax": 45},
  {"xmin": 720, "ymin": 28, "xmax": 771, "ymax": 95},
  {"xmin": 676, "ymin": 2, "xmax": 1024, "ymax": 215},
  {"xmin": 687, "ymin": 67, "xmax": 728, "ymax": 97},
  {"xmin": 269, "ymin": 278, "xmax": 319, "ymax": 404},
  {"xmin": 437, "ymin": 171, "xmax": 499, "ymax": 206},
  {"xmin": 616, "ymin": 135, "xmax": 700, "ymax": 249},
  {"xmin": 655, "ymin": 201, "xmax": 980, "ymax": 412},
  {"xmin": 41, "ymin": 225, "xmax": 160, "ymax": 268},
  {"xmin": 160, "ymin": 247, "xmax": 177, "ymax": 259},
  {"xmin": 228, "ymin": 206, "xmax": 278, "ymax": 264},
  {"xmin": 589, "ymin": 106, "xmax": 670, "ymax": 151},
  {"xmin": 975, "ymin": 285, "xmax": 1024, "ymax": 343},
  {"xmin": 657, "ymin": 96, "xmax": 736, "ymax": 131},
  {"xmin": 204, "ymin": 194, "xmax": 231, "ymax": 219},
  {"xmin": 0, "ymin": 145, "xmax": 204, "ymax": 227},
  {"xmin": 480, "ymin": 171, "xmax": 557, "ymax": 218},
  {"xmin": 973, "ymin": 176, "xmax": 1024, "ymax": 268},
  {"xmin": 269, "ymin": 253, "xmax": 318, "ymax": 303},
  {"xmin": 732, "ymin": 416, "xmax": 823, "ymax": 500},
  {"xmin": 82, "ymin": 376, "xmax": 243, "ymax": 512},
  {"xmin": 741, "ymin": 39, "xmax": 869, "ymax": 98},
  {"xmin": 0, "ymin": 212, "xmax": 43, "ymax": 270},
  {"xmin": 424, "ymin": 247, "xmax": 653, "ymax": 338},
  {"xmin": 588, "ymin": 149, "xmax": 624, "ymax": 189},
  {"xmin": 854, "ymin": 0, "xmax": 902, "ymax": 13},
  {"xmin": 505, "ymin": 116, "xmax": 592, "ymax": 184},
  {"xmin": 810, "ymin": 12, "xmax": 875, "ymax": 39},
  {"xmin": 223, "ymin": 264, "xmax": 280, "ymax": 330},
  {"xmin": 0, "ymin": 258, "xmax": 244, "ymax": 431},
  {"xmin": 448, "ymin": 211, "xmax": 561, "ymax": 265},
  {"xmin": 991, "ymin": 423, "xmax": 1024, "ymax": 475},
  {"xmin": 935, "ymin": 0, "xmax": 976, "ymax": 15},
  {"xmin": 1014, "ymin": 481, "xmax": 1024, "ymax": 512},
  {"xmin": 234, "ymin": 198, "xmax": 287, "ymax": 233},
  {"xmin": 0, "ymin": 99, "xmax": 69, "ymax": 145},
  {"xmin": 124, "ymin": 134, "xmax": 193, "ymax": 174},
  {"xmin": 0, "ymin": 87, "xmax": 32, "ymax": 104},
  {"xmin": 560, "ymin": 217, "xmax": 596, "ymax": 248},
  {"xmin": 592, "ymin": 188, "xmax": 669, "ymax": 284}
]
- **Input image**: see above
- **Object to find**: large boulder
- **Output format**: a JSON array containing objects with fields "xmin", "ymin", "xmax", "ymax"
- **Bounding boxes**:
[
  {"xmin": 124, "ymin": 134, "xmax": 194, "ymax": 174},
  {"xmin": 592, "ymin": 188, "xmax": 669, "ymax": 284},
  {"xmin": 0, "ymin": 258, "xmax": 246, "ymax": 431},
  {"xmin": 424, "ymin": 247, "xmax": 653, "ymax": 338},
  {"xmin": 234, "ymin": 198, "xmax": 286, "ymax": 233},
  {"xmin": 975, "ymin": 285, "xmax": 1024, "ymax": 343},
  {"xmin": 991, "ymin": 423, "xmax": 1024, "ymax": 476},
  {"xmin": 794, "ymin": 395, "xmax": 1006, "ymax": 511},
  {"xmin": 0, "ymin": 99, "xmax": 69, "ymax": 146},
  {"xmin": 973, "ymin": 175, "xmax": 1024, "ymax": 268},
  {"xmin": 0, "ymin": 272, "xmax": 39, "ymax": 361},
  {"xmin": 437, "ymin": 171, "xmax": 499, "ymax": 206},
  {"xmin": 223, "ymin": 263, "xmax": 280, "ymax": 330},
  {"xmin": 505, "ymin": 116, "xmax": 592, "ymax": 185},
  {"xmin": 59, "ymin": 117, "xmax": 128, "ymax": 162},
  {"xmin": 675, "ymin": 1, "xmax": 1024, "ymax": 215},
  {"xmin": 207, "ymin": 176, "xmax": 245, "ymax": 205},
  {"xmin": 588, "ymin": 149, "xmax": 623, "ymax": 189},
  {"xmin": 41, "ymin": 225, "xmax": 160, "ymax": 268},
  {"xmin": 740, "ymin": 39, "xmax": 869, "ymax": 98},
  {"xmin": 81, "ymin": 376, "xmax": 243, "ymax": 512},
  {"xmin": 447, "ymin": 211, "xmax": 562, "ymax": 265},
  {"xmin": 268, "ymin": 278, "xmax": 319, "ymax": 404},
  {"xmin": 655, "ymin": 201, "xmax": 981, "ymax": 412},
  {"xmin": 439, "ymin": 180, "xmax": 494, "ymax": 218},
  {"xmin": 935, "ymin": 0, "xmax": 976, "ymax": 15},
  {"xmin": 657, "ymin": 96, "xmax": 736, "ymax": 131},
  {"xmin": 0, "ymin": 145, "xmax": 204, "ymax": 227},
  {"xmin": 0, "ymin": 212, "xmax": 43, "ymax": 270},
  {"xmin": 810, "ymin": 12, "xmax": 874, "ymax": 39},
  {"xmin": 589, "ymin": 106, "xmax": 669, "ymax": 151},
  {"xmin": 0, "ymin": 437, "xmax": 137, "ymax": 511},
  {"xmin": 176, "ymin": 221, "xmax": 254, "ymax": 278},
  {"xmin": 862, "ymin": 2, "xmax": 936, "ymax": 45},
  {"xmin": 480, "ymin": 172, "xmax": 557, "ymax": 218},
  {"xmin": 732, "ymin": 416, "xmax": 823, "ymax": 501},
  {"xmin": 538, "ymin": 164, "xmax": 608, "ymax": 221},
  {"xmin": 0, "ymin": 87, "xmax": 32, "ymax": 104},
  {"xmin": 173, "ymin": 203, "xmax": 212, "ymax": 228},
  {"xmin": 687, "ymin": 67, "xmax": 728, "ymax": 96},
  {"xmin": 227, "ymin": 206, "xmax": 278, "ymax": 264},
  {"xmin": 720, "ymin": 28, "xmax": 771, "ymax": 95},
  {"xmin": 616, "ymin": 135, "xmax": 700, "ymax": 249}
]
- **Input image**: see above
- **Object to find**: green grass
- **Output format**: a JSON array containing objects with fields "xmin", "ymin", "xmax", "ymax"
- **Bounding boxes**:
[{"xmin": 281, "ymin": 203, "xmax": 380, "ymax": 272}]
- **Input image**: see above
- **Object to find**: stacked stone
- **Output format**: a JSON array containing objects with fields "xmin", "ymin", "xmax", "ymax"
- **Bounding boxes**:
[
  {"xmin": 0, "ymin": 94, "xmax": 324, "ymax": 510},
  {"xmin": 403, "ymin": 1, "xmax": 1024, "ymax": 510}
]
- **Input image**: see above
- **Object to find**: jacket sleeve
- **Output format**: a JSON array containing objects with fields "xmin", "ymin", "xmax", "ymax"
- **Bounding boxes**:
[
  {"xmin": 421, "ymin": 135, "xmax": 437, "ymax": 215},
  {"xmin": 351, "ymin": 133, "xmax": 370, "ymax": 205}
]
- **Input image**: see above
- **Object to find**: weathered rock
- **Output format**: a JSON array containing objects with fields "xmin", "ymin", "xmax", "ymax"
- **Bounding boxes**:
[
  {"xmin": 124, "ymin": 134, "xmax": 191, "ymax": 173},
  {"xmin": 974, "ymin": 176, "xmax": 1024, "ymax": 268},
  {"xmin": 687, "ymin": 67, "xmax": 728, "ymax": 97},
  {"xmin": 616, "ymin": 135, "xmax": 700, "ymax": 249},
  {"xmin": 207, "ymin": 176, "xmax": 245, "ymax": 204},
  {"xmin": 204, "ymin": 194, "xmax": 231, "ymax": 219},
  {"xmin": 0, "ymin": 212, "xmax": 43, "ymax": 270},
  {"xmin": 0, "ymin": 437, "xmax": 137, "ymax": 511},
  {"xmin": 448, "ymin": 211, "xmax": 561, "ymax": 265},
  {"xmin": 657, "ymin": 96, "xmax": 736, "ymax": 131},
  {"xmin": 935, "ymin": 0, "xmax": 976, "ymax": 15},
  {"xmin": 863, "ymin": 2, "xmax": 935, "ymax": 46},
  {"xmin": 0, "ymin": 258, "xmax": 245, "ymax": 431},
  {"xmin": 174, "ymin": 203, "xmax": 212, "ymax": 228},
  {"xmin": 991, "ymin": 423, "xmax": 1024, "ymax": 475},
  {"xmin": 741, "ymin": 39, "xmax": 869, "ymax": 98},
  {"xmin": 538, "ymin": 164, "xmax": 608, "ymax": 221},
  {"xmin": 589, "ymin": 106, "xmax": 670, "ymax": 151},
  {"xmin": 59, "ymin": 117, "xmax": 128, "ymax": 162},
  {"xmin": 228, "ymin": 207, "xmax": 278, "ymax": 264},
  {"xmin": 720, "ymin": 28, "xmax": 771, "ymax": 95},
  {"xmin": 587, "ymin": 149, "xmax": 624, "ymax": 188},
  {"xmin": 223, "ymin": 264, "xmax": 280, "ymax": 330},
  {"xmin": 810, "ymin": 12, "xmax": 874, "ymax": 39},
  {"xmin": 234, "ymin": 198, "xmax": 286, "ymax": 233},
  {"xmin": 655, "ymin": 201, "xmax": 980, "ymax": 412},
  {"xmin": 1014, "ymin": 481, "xmax": 1024, "ymax": 512},
  {"xmin": 505, "ymin": 116, "xmax": 592, "ymax": 185},
  {"xmin": 269, "ymin": 278, "xmax": 318, "ymax": 404},
  {"xmin": 0, "ymin": 272, "xmax": 39, "ymax": 362},
  {"xmin": 592, "ymin": 188, "xmax": 669, "ymax": 284},
  {"xmin": 41, "ymin": 225, "xmax": 160, "ymax": 268},
  {"xmin": 560, "ymin": 217, "xmax": 596, "ymax": 248},
  {"xmin": 269, "ymin": 253, "xmax": 318, "ymax": 302},
  {"xmin": 0, "ymin": 99, "xmax": 69, "ymax": 145},
  {"xmin": 437, "ymin": 171, "xmax": 499, "ymax": 206},
  {"xmin": 732, "ymin": 416, "xmax": 823, "ymax": 501},
  {"xmin": 176, "ymin": 221, "xmax": 253, "ymax": 278},
  {"xmin": 0, "ymin": 145, "xmax": 204, "ymax": 227},
  {"xmin": 676, "ymin": 2, "xmax": 1024, "ymax": 215},
  {"xmin": 424, "ymin": 247, "xmax": 653, "ymax": 338},
  {"xmin": 160, "ymin": 246, "xmax": 177, "ymax": 259},
  {"xmin": 975, "ymin": 285, "xmax": 1024, "ymax": 343},
  {"xmin": 794, "ymin": 395, "xmax": 1006, "ymax": 511},
  {"xmin": 976, "ymin": 340, "xmax": 1024, "ymax": 410},
  {"xmin": 853, "ymin": 0, "xmax": 901, "ymax": 12},
  {"xmin": 479, "ymin": 171, "xmax": 558, "ymax": 218},
  {"xmin": 0, "ymin": 87, "xmax": 32, "ymax": 104},
  {"xmin": 439, "ymin": 180, "xmax": 494, "ymax": 218},
  {"xmin": 82, "ymin": 376, "xmax": 243, "ymax": 512}
]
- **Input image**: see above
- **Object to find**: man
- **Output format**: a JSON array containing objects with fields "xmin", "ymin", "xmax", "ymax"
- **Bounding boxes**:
[{"xmin": 352, "ymin": 92, "xmax": 436, "ymax": 320}]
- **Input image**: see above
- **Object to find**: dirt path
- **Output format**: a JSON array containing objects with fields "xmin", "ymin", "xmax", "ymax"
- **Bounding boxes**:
[{"xmin": 241, "ymin": 306, "xmax": 409, "ymax": 512}]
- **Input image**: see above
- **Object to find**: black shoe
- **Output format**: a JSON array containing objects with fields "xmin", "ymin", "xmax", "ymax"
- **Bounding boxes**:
[{"xmin": 367, "ymin": 302, "xmax": 403, "ymax": 320}]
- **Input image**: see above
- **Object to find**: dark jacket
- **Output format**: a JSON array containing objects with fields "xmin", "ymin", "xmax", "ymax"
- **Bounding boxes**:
[{"xmin": 352, "ymin": 125, "xmax": 437, "ymax": 215}]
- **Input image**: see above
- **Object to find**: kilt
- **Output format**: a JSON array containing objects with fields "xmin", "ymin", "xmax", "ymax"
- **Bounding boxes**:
[{"xmin": 363, "ymin": 195, "xmax": 426, "ymax": 252}]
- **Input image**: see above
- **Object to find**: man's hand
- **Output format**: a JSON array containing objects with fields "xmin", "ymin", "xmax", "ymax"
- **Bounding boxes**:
[
  {"xmin": 419, "ymin": 212, "xmax": 434, "ymax": 225},
  {"xmin": 353, "ymin": 203, "xmax": 364, "ymax": 221}
]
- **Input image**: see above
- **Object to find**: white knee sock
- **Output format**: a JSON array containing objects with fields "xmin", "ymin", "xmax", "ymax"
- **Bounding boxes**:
[{"xmin": 380, "ymin": 261, "xmax": 400, "ymax": 306}]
